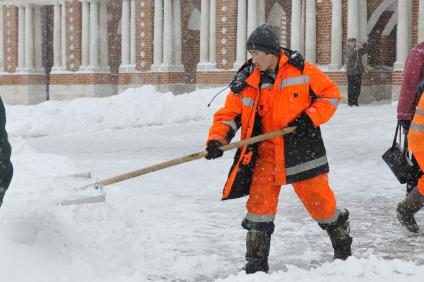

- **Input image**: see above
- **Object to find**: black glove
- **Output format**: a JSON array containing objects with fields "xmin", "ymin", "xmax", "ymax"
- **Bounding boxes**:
[
  {"xmin": 288, "ymin": 113, "xmax": 315, "ymax": 138},
  {"xmin": 205, "ymin": 140, "xmax": 224, "ymax": 160},
  {"xmin": 399, "ymin": 120, "xmax": 411, "ymax": 132},
  {"xmin": 417, "ymin": 80, "xmax": 424, "ymax": 97}
]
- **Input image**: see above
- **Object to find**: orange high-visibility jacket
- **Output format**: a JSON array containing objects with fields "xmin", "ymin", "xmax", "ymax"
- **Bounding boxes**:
[
  {"xmin": 208, "ymin": 49, "xmax": 341, "ymax": 200},
  {"xmin": 409, "ymin": 92, "xmax": 424, "ymax": 153}
]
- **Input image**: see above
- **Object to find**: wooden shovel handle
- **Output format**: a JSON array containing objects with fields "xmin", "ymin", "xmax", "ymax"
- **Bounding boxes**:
[{"xmin": 97, "ymin": 126, "xmax": 296, "ymax": 188}]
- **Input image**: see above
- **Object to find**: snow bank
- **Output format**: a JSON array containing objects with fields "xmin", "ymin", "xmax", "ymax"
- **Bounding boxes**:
[
  {"xmin": 218, "ymin": 255, "xmax": 424, "ymax": 282},
  {"xmin": 5, "ymin": 86, "xmax": 227, "ymax": 137}
]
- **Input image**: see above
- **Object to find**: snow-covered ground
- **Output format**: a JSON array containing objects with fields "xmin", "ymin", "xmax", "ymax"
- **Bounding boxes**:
[{"xmin": 1, "ymin": 86, "xmax": 423, "ymax": 281}]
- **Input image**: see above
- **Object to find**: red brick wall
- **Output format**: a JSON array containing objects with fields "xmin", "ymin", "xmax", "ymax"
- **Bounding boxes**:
[
  {"xmin": 412, "ymin": 0, "xmax": 419, "ymax": 46},
  {"xmin": 3, "ymin": 6, "xmax": 17, "ymax": 73},
  {"xmin": 118, "ymin": 72, "xmax": 185, "ymax": 84},
  {"xmin": 316, "ymin": 0, "xmax": 332, "ymax": 65},
  {"xmin": 392, "ymin": 70, "xmax": 403, "ymax": 85},
  {"xmin": 368, "ymin": 11, "xmax": 395, "ymax": 66},
  {"xmin": 0, "ymin": 74, "xmax": 46, "ymax": 85},
  {"xmin": 108, "ymin": 0, "xmax": 122, "ymax": 76},
  {"xmin": 266, "ymin": 0, "xmax": 291, "ymax": 49},
  {"xmin": 368, "ymin": 0, "xmax": 385, "ymax": 17},
  {"xmin": 196, "ymin": 70, "xmax": 236, "ymax": 84},
  {"xmin": 50, "ymin": 73, "xmax": 112, "ymax": 84},
  {"xmin": 66, "ymin": 0, "xmax": 81, "ymax": 71},
  {"xmin": 182, "ymin": 0, "xmax": 200, "ymax": 83},
  {"xmin": 136, "ymin": 0, "xmax": 154, "ymax": 71},
  {"xmin": 0, "ymin": 0, "xmax": 417, "ymax": 91},
  {"xmin": 216, "ymin": 0, "xmax": 237, "ymax": 69}
]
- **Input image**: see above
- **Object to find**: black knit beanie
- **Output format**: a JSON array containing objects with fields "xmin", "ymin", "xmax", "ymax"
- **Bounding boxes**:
[{"xmin": 246, "ymin": 24, "xmax": 281, "ymax": 56}]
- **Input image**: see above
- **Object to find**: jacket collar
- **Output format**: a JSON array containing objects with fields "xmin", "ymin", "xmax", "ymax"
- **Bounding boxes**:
[{"xmin": 245, "ymin": 67, "xmax": 261, "ymax": 89}]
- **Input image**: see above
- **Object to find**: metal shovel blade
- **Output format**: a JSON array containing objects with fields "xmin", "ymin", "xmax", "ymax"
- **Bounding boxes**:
[
  {"xmin": 59, "ymin": 194, "xmax": 106, "ymax": 206},
  {"xmin": 58, "ymin": 182, "xmax": 106, "ymax": 206}
]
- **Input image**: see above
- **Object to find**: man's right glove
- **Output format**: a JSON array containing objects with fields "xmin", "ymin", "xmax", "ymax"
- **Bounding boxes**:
[{"xmin": 205, "ymin": 140, "xmax": 224, "ymax": 160}]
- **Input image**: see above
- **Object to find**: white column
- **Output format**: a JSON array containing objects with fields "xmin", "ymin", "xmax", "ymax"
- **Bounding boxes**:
[
  {"xmin": 121, "ymin": 0, "xmax": 130, "ymax": 66},
  {"xmin": 162, "ymin": 0, "xmax": 173, "ymax": 66},
  {"xmin": 130, "ymin": 0, "xmax": 136, "ymax": 66},
  {"xmin": 358, "ymin": 0, "xmax": 367, "ymax": 43},
  {"xmin": 61, "ymin": 3, "xmax": 67, "ymax": 70},
  {"xmin": 300, "ymin": 0, "xmax": 305, "ymax": 54},
  {"xmin": 290, "ymin": 0, "xmax": 302, "ymax": 51},
  {"xmin": 17, "ymin": 5, "xmax": 25, "ymax": 70},
  {"xmin": 257, "ymin": 0, "xmax": 265, "ymax": 25},
  {"xmin": 99, "ymin": 1, "xmax": 108, "ymax": 68},
  {"xmin": 247, "ymin": 0, "xmax": 257, "ymax": 36},
  {"xmin": 81, "ymin": 0, "xmax": 89, "ymax": 67},
  {"xmin": 152, "ymin": 0, "xmax": 163, "ymax": 71},
  {"xmin": 209, "ymin": 0, "xmax": 216, "ymax": 67},
  {"xmin": 33, "ymin": 6, "xmax": 43, "ymax": 70},
  {"xmin": 358, "ymin": 0, "xmax": 368, "ymax": 67},
  {"xmin": 198, "ymin": 0, "xmax": 210, "ymax": 70},
  {"xmin": 53, "ymin": 3, "xmax": 62, "ymax": 69},
  {"xmin": 0, "ymin": 6, "xmax": 4, "ymax": 72},
  {"xmin": 305, "ymin": 0, "xmax": 316, "ymax": 63},
  {"xmin": 347, "ymin": 0, "xmax": 358, "ymax": 40},
  {"xmin": 234, "ymin": 0, "xmax": 247, "ymax": 69},
  {"xmin": 419, "ymin": 0, "xmax": 424, "ymax": 42},
  {"xmin": 329, "ymin": 0, "xmax": 342, "ymax": 70},
  {"xmin": 394, "ymin": 0, "xmax": 410, "ymax": 70},
  {"xmin": 89, "ymin": 0, "xmax": 99, "ymax": 68},
  {"xmin": 172, "ymin": 0, "xmax": 183, "ymax": 70},
  {"xmin": 24, "ymin": 4, "xmax": 33, "ymax": 70}
]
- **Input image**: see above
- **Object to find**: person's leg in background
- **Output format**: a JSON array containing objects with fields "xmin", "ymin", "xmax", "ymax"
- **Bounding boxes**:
[
  {"xmin": 354, "ymin": 74, "xmax": 362, "ymax": 106},
  {"xmin": 397, "ymin": 152, "xmax": 424, "ymax": 233},
  {"xmin": 347, "ymin": 76, "xmax": 355, "ymax": 106}
]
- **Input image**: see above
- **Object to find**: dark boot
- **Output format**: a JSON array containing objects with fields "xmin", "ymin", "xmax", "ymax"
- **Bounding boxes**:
[
  {"xmin": 320, "ymin": 209, "xmax": 352, "ymax": 260},
  {"xmin": 397, "ymin": 187, "xmax": 424, "ymax": 233},
  {"xmin": 354, "ymin": 97, "xmax": 359, "ymax": 106},
  {"xmin": 243, "ymin": 230, "xmax": 271, "ymax": 274}
]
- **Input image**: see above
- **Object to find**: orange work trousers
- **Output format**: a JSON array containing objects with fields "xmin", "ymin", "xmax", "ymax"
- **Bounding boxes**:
[
  {"xmin": 413, "ymin": 152, "xmax": 424, "ymax": 196},
  {"xmin": 246, "ymin": 141, "xmax": 337, "ymax": 222}
]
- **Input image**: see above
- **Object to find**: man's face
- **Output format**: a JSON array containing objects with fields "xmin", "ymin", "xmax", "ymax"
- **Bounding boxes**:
[
  {"xmin": 249, "ymin": 50, "xmax": 278, "ymax": 72},
  {"xmin": 348, "ymin": 40, "xmax": 356, "ymax": 48}
]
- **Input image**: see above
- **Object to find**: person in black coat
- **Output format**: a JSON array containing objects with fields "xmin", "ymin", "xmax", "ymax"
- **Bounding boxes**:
[{"xmin": 0, "ymin": 97, "xmax": 13, "ymax": 207}]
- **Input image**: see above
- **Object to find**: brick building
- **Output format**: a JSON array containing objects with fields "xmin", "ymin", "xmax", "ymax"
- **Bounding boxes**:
[{"xmin": 0, "ymin": 0, "xmax": 422, "ymax": 104}]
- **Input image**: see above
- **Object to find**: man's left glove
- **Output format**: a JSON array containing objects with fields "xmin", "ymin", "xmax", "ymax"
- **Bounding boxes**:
[
  {"xmin": 205, "ymin": 140, "xmax": 224, "ymax": 160},
  {"xmin": 288, "ymin": 113, "xmax": 315, "ymax": 138}
]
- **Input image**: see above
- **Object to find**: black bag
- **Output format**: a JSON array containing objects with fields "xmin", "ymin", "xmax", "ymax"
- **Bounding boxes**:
[{"xmin": 382, "ymin": 122, "xmax": 416, "ymax": 184}]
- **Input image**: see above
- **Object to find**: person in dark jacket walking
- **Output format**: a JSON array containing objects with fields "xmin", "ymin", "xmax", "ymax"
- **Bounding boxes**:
[
  {"xmin": 345, "ymin": 38, "xmax": 368, "ymax": 106},
  {"xmin": 205, "ymin": 24, "xmax": 352, "ymax": 274},
  {"xmin": 0, "ymin": 97, "xmax": 13, "ymax": 207}
]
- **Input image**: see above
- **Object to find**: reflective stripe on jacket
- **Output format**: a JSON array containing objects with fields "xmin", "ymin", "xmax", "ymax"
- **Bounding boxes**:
[{"xmin": 207, "ymin": 49, "xmax": 341, "ymax": 200}]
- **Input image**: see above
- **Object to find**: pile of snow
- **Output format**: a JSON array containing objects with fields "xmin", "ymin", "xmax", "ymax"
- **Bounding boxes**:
[
  {"xmin": 5, "ymin": 86, "xmax": 227, "ymax": 137},
  {"xmin": 218, "ymin": 255, "xmax": 424, "ymax": 282},
  {"xmin": 2, "ymin": 86, "xmax": 424, "ymax": 281}
]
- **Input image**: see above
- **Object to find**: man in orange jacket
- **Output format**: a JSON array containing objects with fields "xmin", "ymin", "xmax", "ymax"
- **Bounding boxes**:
[
  {"xmin": 205, "ymin": 24, "xmax": 352, "ymax": 274},
  {"xmin": 397, "ymin": 80, "xmax": 424, "ymax": 232}
]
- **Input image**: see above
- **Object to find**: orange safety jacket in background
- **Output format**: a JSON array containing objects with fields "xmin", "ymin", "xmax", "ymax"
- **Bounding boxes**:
[
  {"xmin": 409, "ymin": 91, "xmax": 424, "ymax": 195},
  {"xmin": 409, "ymin": 92, "xmax": 424, "ymax": 153},
  {"xmin": 207, "ymin": 49, "xmax": 341, "ymax": 200}
]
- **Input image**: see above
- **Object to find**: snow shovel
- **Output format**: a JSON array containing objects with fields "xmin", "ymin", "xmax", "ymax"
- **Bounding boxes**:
[{"xmin": 59, "ymin": 126, "xmax": 296, "ymax": 206}]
